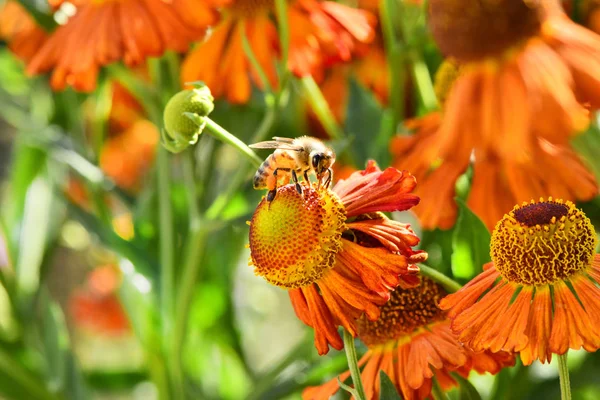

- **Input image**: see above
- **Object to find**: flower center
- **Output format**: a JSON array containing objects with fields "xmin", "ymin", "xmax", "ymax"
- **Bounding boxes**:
[
  {"xmin": 228, "ymin": 0, "xmax": 275, "ymax": 18},
  {"xmin": 491, "ymin": 199, "xmax": 598, "ymax": 286},
  {"xmin": 248, "ymin": 185, "xmax": 346, "ymax": 288},
  {"xmin": 356, "ymin": 278, "xmax": 447, "ymax": 347},
  {"xmin": 428, "ymin": 0, "xmax": 543, "ymax": 61}
]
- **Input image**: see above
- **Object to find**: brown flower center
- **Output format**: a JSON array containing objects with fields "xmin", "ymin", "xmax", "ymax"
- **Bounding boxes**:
[
  {"xmin": 428, "ymin": 0, "xmax": 544, "ymax": 61},
  {"xmin": 248, "ymin": 185, "xmax": 346, "ymax": 288},
  {"xmin": 491, "ymin": 199, "xmax": 598, "ymax": 286},
  {"xmin": 356, "ymin": 278, "xmax": 447, "ymax": 347}
]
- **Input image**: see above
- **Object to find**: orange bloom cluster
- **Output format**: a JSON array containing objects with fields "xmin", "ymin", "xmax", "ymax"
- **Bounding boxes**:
[
  {"xmin": 304, "ymin": 278, "xmax": 514, "ymax": 400},
  {"xmin": 393, "ymin": 0, "xmax": 600, "ymax": 230},
  {"xmin": 182, "ymin": 0, "xmax": 375, "ymax": 103},
  {"xmin": 249, "ymin": 161, "xmax": 426, "ymax": 354},
  {"xmin": 25, "ymin": 0, "xmax": 223, "ymax": 91}
]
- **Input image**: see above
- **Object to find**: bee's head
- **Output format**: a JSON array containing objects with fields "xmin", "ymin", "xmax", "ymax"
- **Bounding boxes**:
[{"xmin": 311, "ymin": 149, "xmax": 336, "ymax": 182}]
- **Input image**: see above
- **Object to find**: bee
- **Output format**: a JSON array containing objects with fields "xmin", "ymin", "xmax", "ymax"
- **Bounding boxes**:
[{"xmin": 249, "ymin": 136, "xmax": 336, "ymax": 202}]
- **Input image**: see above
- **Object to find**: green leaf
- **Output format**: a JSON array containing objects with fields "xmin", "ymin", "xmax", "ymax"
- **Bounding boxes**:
[
  {"xmin": 572, "ymin": 124, "xmax": 600, "ymax": 182},
  {"xmin": 454, "ymin": 374, "xmax": 482, "ymax": 400},
  {"xmin": 451, "ymin": 199, "xmax": 491, "ymax": 280},
  {"xmin": 379, "ymin": 371, "xmax": 401, "ymax": 400},
  {"xmin": 345, "ymin": 79, "xmax": 384, "ymax": 166}
]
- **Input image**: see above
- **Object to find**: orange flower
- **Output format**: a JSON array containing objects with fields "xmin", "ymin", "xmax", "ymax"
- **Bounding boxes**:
[
  {"xmin": 303, "ymin": 277, "xmax": 514, "ymax": 400},
  {"xmin": 181, "ymin": 0, "xmax": 374, "ymax": 104},
  {"xmin": 0, "ymin": 1, "xmax": 48, "ymax": 62},
  {"xmin": 248, "ymin": 161, "xmax": 426, "ymax": 354},
  {"xmin": 427, "ymin": 0, "xmax": 600, "ymax": 162},
  {"xmin": 440, "ymin": 199, "xmax": 600, "ymax": 365},
  {"xmin": 100, "ymin": 119, "xmax": 159, "ymax": 192},
  {"xmin": 70, "ymin": 264, "xmax": 130, "ymax": 335},
  {"xmin": 391, "ymin": 112, "xmax": 598, "ymax": 230},
  {"xmin": 26, "ymin": 0, "xmax": 222, "ymax": 91}
]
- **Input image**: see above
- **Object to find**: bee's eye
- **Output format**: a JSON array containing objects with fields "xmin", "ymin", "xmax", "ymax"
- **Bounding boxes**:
[{"xmin": 312, "ymin": 154, "xmax": 321, "ymax": 169}]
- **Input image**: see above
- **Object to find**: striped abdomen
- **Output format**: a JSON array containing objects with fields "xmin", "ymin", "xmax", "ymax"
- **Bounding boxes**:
[{"xmin": 253, "ymin": 150, "xmax": 296, "ymax": 190}]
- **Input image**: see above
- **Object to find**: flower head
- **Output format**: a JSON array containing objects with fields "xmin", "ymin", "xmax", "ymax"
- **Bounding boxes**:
[
  {"xmin": 26, "ymin": 0, "xmax": 222, "ymax": 91},
  {"xmin": 440, "ymin": 198, "xmax": 600, "ymax": 365},
  {"xmin": 427, "ymin": 0, "xmax": 600, "ymax": 162},
  {"xmin": 303, "ymin": 277, "xmax": 514, "ymax": 400},
  {"xmin": 249, "ymin": 161, "xmax": 425, "ymax": 354},
  {"xmin": 181, "ymin": 0, "xmax": 374, "ymax": 103}
]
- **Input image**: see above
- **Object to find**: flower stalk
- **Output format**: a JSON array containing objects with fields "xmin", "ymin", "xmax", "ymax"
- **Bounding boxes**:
[
  {"xmin": 558, "ymin": 353, "xmax": 572, "ymax": 400},
  {"xmin": 342, "ymin": 329, "xmax": 367, "ymax": 400}
]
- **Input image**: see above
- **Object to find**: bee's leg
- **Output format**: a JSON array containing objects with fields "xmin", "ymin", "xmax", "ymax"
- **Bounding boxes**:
[
  {"xmin": 292, "ymin": 170, "xmax": 303, "ymax": 195},
  {"xmin": 303, "ymin": 170, "xmax": 310, "ymax": 187},
  {"xmin": 324, "ymin": 168, "xmax": 333, "ymax": 188}
]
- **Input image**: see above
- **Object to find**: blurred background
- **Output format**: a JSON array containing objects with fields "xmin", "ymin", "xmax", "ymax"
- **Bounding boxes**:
[{"xmin": 0, "ymin": 0, "xmax": 600, "ymax": 399}]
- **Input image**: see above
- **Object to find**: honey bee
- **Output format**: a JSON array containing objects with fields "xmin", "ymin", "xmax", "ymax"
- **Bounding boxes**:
[{"xmin": 249, "ymin": 136, "xmax": 336, "ymax": 202}]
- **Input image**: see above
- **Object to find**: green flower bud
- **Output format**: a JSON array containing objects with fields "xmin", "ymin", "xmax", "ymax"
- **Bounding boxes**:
[{"xmin": 162, "ymin": 83, "xmax": 214, "ymax": 153}]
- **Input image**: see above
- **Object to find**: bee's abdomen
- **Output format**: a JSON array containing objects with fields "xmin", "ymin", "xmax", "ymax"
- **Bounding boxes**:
[{"xmin": 253, "ymin": 155, "xmax": 274, "ymax": 189}]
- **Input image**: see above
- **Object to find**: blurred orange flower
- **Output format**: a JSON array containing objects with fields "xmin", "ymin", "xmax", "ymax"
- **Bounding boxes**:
[
  {"xmin": 249, "ymin": 161, "xmax": 425, "ymax": 354},
  {"xmin": 440, "ymin": 199, "xmax": 600, "ymax": 365},
  {"xmin": 100, "ymin": 119, "xmax": 159, "ymax": 192},
  {"xmin": 304, "ymin": 277, "xmax": 514, "ymax": 400},
  {"xmin": 427, "ymin": 0, "xmax": 600, "ymax": 162},
  {"xmin": 26, "ymin": 0, "xmax": 223, "ymax": 91},
  {"xmin": 181, "ymin": 0, "xmax": 375, "ymax": 104},
  {"xmin": 0, "ymin": 1, "xmax": 48, "ymax": 62},
  {"xmin": 70, "ymin": 264, "xmax": 130, "ymax": 335},
  {"xmin": 391, "ymin": 111, "xmax": 598, "ymax": 230}
]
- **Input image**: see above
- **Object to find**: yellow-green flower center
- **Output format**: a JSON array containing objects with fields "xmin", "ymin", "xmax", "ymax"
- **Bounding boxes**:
[
  {"xmin": 356, "ymin": 278, "xmax": 447, "ymax": 347},
  {"xmin": 248, "ymin": 185, "xmax": 346, "ymax": 288},
  {"xmin": 491, "ymin": 198, "xmax": 598, "ymax": 286}
]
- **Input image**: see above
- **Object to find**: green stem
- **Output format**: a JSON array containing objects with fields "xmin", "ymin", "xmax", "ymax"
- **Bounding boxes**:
[
  {"xmin": 343, "ymin": 329, "xmax": 366, "ymax": 400},
  {"xmin": 411, "ymin": 55, "xmax": 437, "ymax": 112},
  {"xmin": 0, "ymin": 347, "xmax": 58, "ymax": 400},
  {"xmin": 301, "ymin": 76, "xmax": 343, "ymax": 140},
  {"xmin": 240, "ymin": 21, "xmax": 273, "ymax": 95},
  {"xmin": 204, "ymin": 118, "xmax": 263, "ymax": 168},
  {"xmin": 419, "ymin": 265, "xmax": 462, "ymax": 293},
  {"xmin": 275, "ymin": 0, "xmax": 290, "ymax": 67},
  {"xmin": 558, "ymin": 353, "xmax": 572, "ymax": 400},
  {"xmin": 431, "ymin": 377, "xmax": 449, "ymax": 400}
]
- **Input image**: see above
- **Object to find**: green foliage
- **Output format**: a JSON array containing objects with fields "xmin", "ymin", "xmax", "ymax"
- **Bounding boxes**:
[
  {"xmin": 451, "ymin": 199, "xmax": 491, "ymax": 281},
  {"xmin": 379, "ymin": 371, "xmax": 401, "ymax": 400}
]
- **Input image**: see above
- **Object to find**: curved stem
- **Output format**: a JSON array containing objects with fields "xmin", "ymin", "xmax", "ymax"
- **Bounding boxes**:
[
  {"xmin": 343, "ymin": 329, "xmax": 366, "ymax": 400},
  {"xmin": 204, "ymin": 118, "xmax": 263, "ymax": 168},
  {"xmin": 275, "ymin": 0, "xmax": 290, "ymax": 67},
  {"xmin": 431, "ymin": 377, "xmax": 449, "ymax": 400},
  {"xmin": 419, "ymin": 264, "xmax": 463, "ymax": 293},
  {"xmin": 240, "ymin": 21, "xmax": 273, "ymax": 95},
  {"xmin": 301, "ymin": 76, "xmax": 343, "ymax": 140},
  {"xmin": 558, "ymin": 353, "xmax": 572, "ymax": 400}
]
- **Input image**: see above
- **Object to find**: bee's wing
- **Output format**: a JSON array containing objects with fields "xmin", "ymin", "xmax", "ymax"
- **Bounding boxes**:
[
  {"xmin": 271, "ymin": 136, "xmax": 295, "ymax": 143},
  {"xmin": 249, "ymin": 140, "xmax": 303, "ymax": 151}
]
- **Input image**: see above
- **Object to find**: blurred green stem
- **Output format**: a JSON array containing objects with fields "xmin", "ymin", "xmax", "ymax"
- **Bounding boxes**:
[
  {"xmin": 411, "ymin": 55, "xmax": 437, "ymax": 112},
  {"xmin": 0, "ymin": 347, "xmax": 58, "ymax": 400},
  {"xmin": 343, "ymin": 329, "xmax": 366, "ymax": 400},
  {"xmin": 431, "ymin": 378, "xmax": 448, "ymax": 400},
  {"xmin": 275, "ymin": 0, "xmax": 290, "ymax": 65},
  {"xmin": 204, "ymin": 118, "xmax": 263, "ymax": 168},
  {"xmin": 301, "ymin": 76, "xmax": 343, "ymax": 140},
  {"xmin": 241, "ymin": 22, "xmax": 273, "ymax": 95},
  {"xmin": 419, "ymin": 264, "xmax": 462, "ymax": 293},
  {"xmin": 558, "ymin": 353, "xmax": 571, "ymax": 400}
]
